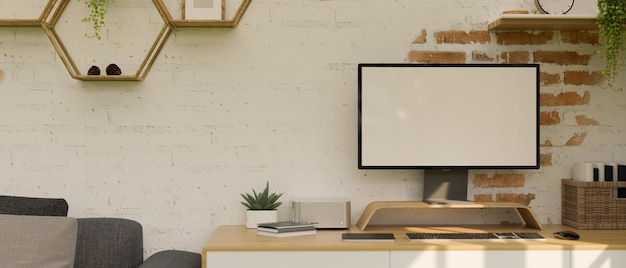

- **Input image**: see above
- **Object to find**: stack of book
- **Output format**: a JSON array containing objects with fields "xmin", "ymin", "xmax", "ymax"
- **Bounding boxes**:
[{"xmin": 256, "ymin": 221, "xmax": 317, "ymax": 237}]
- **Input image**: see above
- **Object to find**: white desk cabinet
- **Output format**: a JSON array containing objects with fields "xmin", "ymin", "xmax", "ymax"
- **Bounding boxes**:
[
  {"xmin": 391, "ymin": 250, "xmax": 570, "ymax": 268},
  {"xmin": 202, "ymin": 225, "xmax": 626, "ymax": 268},
  {"xmin": 206, "ymin": 251, "xmax": 389, "ymax": 268},
  {"xmin": 570, "ymin": 250, "xmax": 626, "ymax": 268}
]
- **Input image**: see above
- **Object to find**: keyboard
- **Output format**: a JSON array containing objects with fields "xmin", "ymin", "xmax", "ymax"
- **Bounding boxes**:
[{"xmin": 405, "ymin": 232, "xmax": 546, "ymax": 242}]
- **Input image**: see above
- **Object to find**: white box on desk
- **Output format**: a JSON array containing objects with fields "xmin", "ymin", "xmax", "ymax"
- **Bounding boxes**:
[{"xmin": 292, "ymin": 199, "xmax": 350, "ymax": 229}]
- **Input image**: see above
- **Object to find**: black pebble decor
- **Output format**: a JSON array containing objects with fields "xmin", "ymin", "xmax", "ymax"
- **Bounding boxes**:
[
  {"xmin": 87, "ymin": 65, "xmax": 101, "ymax": 75},
  {"xmin": 106, "ymin": 64, "xmax": 122, "ymax": 75}
]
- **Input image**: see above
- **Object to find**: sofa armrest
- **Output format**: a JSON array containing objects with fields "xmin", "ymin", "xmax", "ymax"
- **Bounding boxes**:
[
  {"xmin": 139, "ymin": 250, "xmax": 201, "ymax": 268},
  {"xmin": 75, "ymin": 218, "xmax": 144, "ymax": 268}
]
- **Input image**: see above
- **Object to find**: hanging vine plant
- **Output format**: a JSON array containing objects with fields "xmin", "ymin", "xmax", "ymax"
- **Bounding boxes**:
[
  {"xmin": 77, "ymin": 0, "xmax": 108, "ymax": 40},
  {"xmin": 597, "ymin": 0, "xmax": 626, "ymax": 90}
]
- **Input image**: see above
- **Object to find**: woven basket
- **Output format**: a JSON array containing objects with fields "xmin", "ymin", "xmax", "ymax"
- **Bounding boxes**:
[{"xmin": 562, "ymin": 179, "xmax": 626, "ymax": 229}]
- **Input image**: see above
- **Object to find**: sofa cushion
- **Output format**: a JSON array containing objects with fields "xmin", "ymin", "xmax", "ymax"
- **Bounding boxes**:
[
  {"xmin": 0, "ymin": 214, "xmax": 78, "ymax": 268},
  {"xmin": 0, "ymin": 195, "xmax": 69, "ymax": 216}
]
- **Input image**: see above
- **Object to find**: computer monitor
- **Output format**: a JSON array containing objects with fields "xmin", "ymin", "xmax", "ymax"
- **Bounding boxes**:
[{"xmin": 358, "ymin": 63, "xmax": 540, "ymax": 203}]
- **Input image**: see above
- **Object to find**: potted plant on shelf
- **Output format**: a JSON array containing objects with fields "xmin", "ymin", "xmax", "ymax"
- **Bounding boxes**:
[
  {"xmin": 77, "ymin": 0, "xmax": 108, "ymax": 40},
  {"xmin": 241, "ymin": 181, "xmax": 283, "ymax": 228},
  {"xmin": 597, "ymin": 0, "xmax": 626, "ymax": 90}
]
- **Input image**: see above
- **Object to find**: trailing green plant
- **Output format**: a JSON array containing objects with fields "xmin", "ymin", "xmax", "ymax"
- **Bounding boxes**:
[
  {"xmin": 597, "ymin": 0, "xmax": 626, "ymax": 90},
  {"xmin": 240, "ymin": 182, "xmax": 283, "ymax": 210},
  {"xmin": 77, "ymin": 0, "xmax": 108, "ymax": 40}
]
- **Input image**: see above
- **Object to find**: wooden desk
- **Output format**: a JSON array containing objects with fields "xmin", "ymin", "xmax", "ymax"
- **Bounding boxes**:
[{"xmin": 203, "ymin": 225, "xmax": 626, "ymax": 268}]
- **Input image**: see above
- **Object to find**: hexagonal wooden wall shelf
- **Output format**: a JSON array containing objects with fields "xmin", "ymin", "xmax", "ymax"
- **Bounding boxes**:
[
  {"xmin": 1, "ymin": 0, "xmax": 253, "ymax": 81},
  {"xmin": 155, "ymin": 0, "xmax": 251, "ymax": 28},
  {"xmin": 41, "ymin": 0, "xmax": 173, "ymax": 81},
  {"xmin": 0, "ymin": 0, "xmax": 63, "ymax": 27}
]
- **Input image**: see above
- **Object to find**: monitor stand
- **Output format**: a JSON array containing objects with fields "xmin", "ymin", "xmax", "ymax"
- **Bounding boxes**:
[
  {"xmin": 355, "ymin": 200, "xmax": 543, "ymax": 231},
  {"xmin": 355, "ymin": 170, "xmax": 543, "ymax": 230},
  {"xmin": 423, "ymin": 169, "xmax": 472, "ymax": 205}
]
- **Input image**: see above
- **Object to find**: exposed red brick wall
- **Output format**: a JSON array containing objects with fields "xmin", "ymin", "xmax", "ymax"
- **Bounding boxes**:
[
  {"xmin": 473, "ymin": 51, "xmax": 494, "ymax": 62},
  {"xmin": 576, "ymin": 115, "xmax": 600, "ymax": 126},
  {"xmin": 534, "ymin": 51, "xmax": 591, "ymax": 65},
  {"xmin": 407, "ymin": 27, "xmax": 602, "ymax": 201},
  {"xmin": 473, "ymin": 173, "xmax": 525, "ymax": 188},
  {"xmin": 496, "ymin": 32, "xmax": 553, "ymax": 45},
  {"xmin": 565, "ymin": 132, "xmax": 587, "ymax": 146},
  {"xmin": 412, "ymin": 29, "xmax": 427, "ymax": 44},
  {"xmin": 540, "ymin": 91, "xmax": 591, "ymax": 106},
  {"xmin": 435, "ymin": 30, "xmax": 490, "ymax": 44},
  {"xmin": 560, "ymin": 31, "xmax": 599, "ymax": 45},
  {"xmin": 540, "ymin": 111, "xmax": 560, "ymax": 125},
  {"xmin": 540, "ymin": 72, "xmax": 561, "ymax": 85},
  {"xmin": 564, "ymin": 71, "xmax": 605, "ymax": 85},
  {"xmin": 472, "ymin": 193, "xmax": 537, "ymax": 206},
  {"xmin": 474, "ymin": 194, "xmax": 494, "ymax": 202},
  {"xmin": 408, "ymin": 51, "xmax": 466, "ymax": 63},
  {"xmin": 540, "ymin": 153, "xmax": 553, "ymax": 167},
  {"xmin": 542, "ymin": 139, "xmax": 554, "ymax": 147},
  {"xmin": 495, "ymin": 193, "xmax": 536, "ymax": 206},
  {"xmin": 500, "ymin": 51, "xmax": 530, "ymax": 64}
]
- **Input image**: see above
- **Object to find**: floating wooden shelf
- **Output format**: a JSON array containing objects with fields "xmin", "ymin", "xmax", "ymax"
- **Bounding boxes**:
[
  {"xmin": 488, "ymin": 14, "xmax": 598, "ymax": 31},
  {"xmin": 41, "ymin": 0, "xmax": 173, "ymax": 81},
  {"xmin": 356, "ymin": 201, "xmax": 543, "ymax": 231},
  {"xmin": 154, "ymin": 0, "xmax": 251, "ymax": 28}
]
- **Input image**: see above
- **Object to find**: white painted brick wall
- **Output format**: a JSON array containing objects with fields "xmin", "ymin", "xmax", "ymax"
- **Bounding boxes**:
[{"xmin": 1, "ymin": 0, "xmax": 626, "ymax": 256}]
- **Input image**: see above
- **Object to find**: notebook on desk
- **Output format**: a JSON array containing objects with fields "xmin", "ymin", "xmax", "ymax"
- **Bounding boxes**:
[{"xmin": 256, "ymin": 221, "xmax": 317, "ymax": 238}]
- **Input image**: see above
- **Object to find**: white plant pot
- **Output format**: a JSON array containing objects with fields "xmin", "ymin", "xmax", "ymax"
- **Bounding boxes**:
[{"xmin": 245, "ymin": 210, "xmax": 278, "ymax": 229}]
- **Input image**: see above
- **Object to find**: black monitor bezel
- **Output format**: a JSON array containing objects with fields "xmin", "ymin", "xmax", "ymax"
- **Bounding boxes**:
[{"xmin": 357, "ymin": 63, "xmax": 541, "ymax": 170}]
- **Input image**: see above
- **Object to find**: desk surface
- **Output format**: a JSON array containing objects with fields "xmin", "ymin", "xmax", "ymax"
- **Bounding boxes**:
[{"xmin": 203, "ymin": 225, "xmax": 626, "ymax": 252}]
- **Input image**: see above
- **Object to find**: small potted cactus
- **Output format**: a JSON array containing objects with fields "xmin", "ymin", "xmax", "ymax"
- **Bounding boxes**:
[{"xmin": 241, "ymin": 181, "xmax": 283, "ymax": 228}]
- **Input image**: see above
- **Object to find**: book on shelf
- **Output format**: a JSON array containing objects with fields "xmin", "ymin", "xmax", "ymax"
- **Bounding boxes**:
[
  {"xmin": 256, "ymin": 221, "xmax": 317, "ymax": 230},
  {"xmin": 257, "ymin": 229, "xmax": 316, "ymax": 237}
]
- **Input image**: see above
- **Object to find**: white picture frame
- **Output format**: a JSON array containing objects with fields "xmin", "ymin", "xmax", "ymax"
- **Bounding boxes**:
[{"xmin": 183, "ymin": 0, "xmax": 224, "ymax": 20}]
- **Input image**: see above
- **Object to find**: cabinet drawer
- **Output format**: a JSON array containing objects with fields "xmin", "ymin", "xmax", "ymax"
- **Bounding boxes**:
[
  {"xmin": 206, "ymin": 251, "xmax": 390, "ymax": 268},
  {"xmin": 391, "ymin": 250, "xmax": 570, "ymax": 268},
  {"xmin": 571, "ymin": 250, "xmax": 626, "ymax": 268}
]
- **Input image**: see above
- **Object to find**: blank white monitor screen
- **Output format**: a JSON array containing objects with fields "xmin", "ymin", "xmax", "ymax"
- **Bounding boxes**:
[{"xmin": 358, "ymin": 63, "xmax": 539, "ymax": 169}]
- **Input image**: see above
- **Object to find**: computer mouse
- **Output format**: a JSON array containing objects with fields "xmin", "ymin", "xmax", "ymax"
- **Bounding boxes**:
[{"xmin": 553, "ymin": 230, "xmax": 580, "ymax": 240}]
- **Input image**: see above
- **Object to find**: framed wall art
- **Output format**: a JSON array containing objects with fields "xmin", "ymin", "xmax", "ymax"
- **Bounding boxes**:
[{"xmin": 183, "ymin": 0, "xmax": 224, "ymax": 20}]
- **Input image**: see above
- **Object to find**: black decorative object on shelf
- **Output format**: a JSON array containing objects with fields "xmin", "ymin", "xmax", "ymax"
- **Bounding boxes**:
[
  {"xmin": 106, "ymin": 64, "xmax": 122, "ymax": 75},
  {"xmin": 87, "ymin": 65, "xmax": 101, "ymax": 75}
]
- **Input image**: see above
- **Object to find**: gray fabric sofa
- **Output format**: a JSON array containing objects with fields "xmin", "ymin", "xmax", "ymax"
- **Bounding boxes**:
[{"xmin": 0, "ymin": 195, "xmax": 201, "ymax": 268}]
